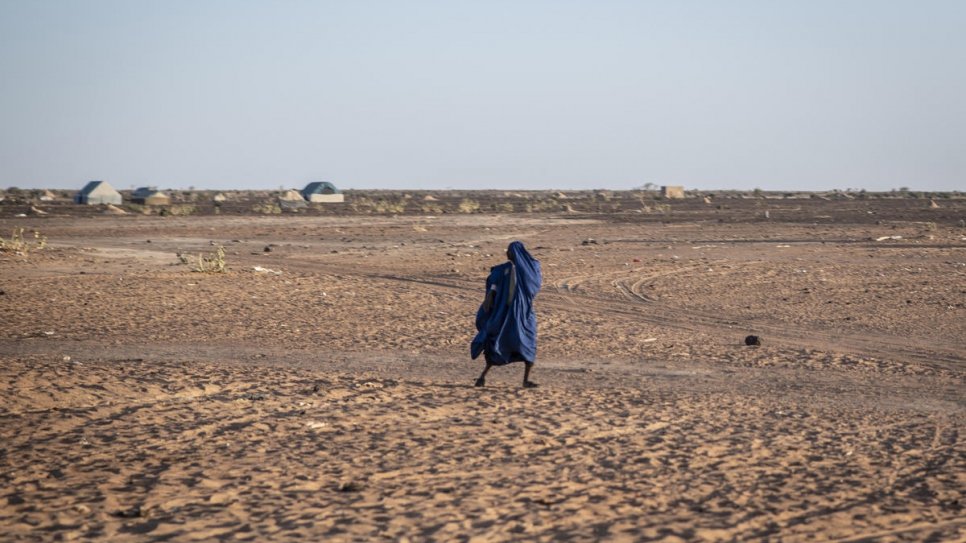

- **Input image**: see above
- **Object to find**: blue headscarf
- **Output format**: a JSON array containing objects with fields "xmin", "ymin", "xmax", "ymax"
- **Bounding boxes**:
[{"xmin": 471, "ymin": 241, "xmax": 542, "ymax": 364}]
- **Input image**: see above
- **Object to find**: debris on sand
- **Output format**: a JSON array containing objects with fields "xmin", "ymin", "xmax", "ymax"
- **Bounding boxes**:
[
  {"xmin": 111, "ymin": 505, "xmax": 142, "ymax": 518},
  {"xmin": 745, "ymin": 335, "xmax": 762, "ymax": 346},
  {"xmin": 581, "ymin": 238, "xmax": 598, "ymax": 246},
  {"xmin": 929, "ymin": 199, "xmax": 940, "ymax": 209},
  {"xmin": 875, "ymin": 235, "xmax": 903, "ymax": 242},
  {"xmin": 337, "ymin": 480, "xmax": 363, "ymax": 492},
  {"xmin": 103, "ymin": 204, "xmax": 127, "ymax": 215},
  {"xmin": 252, "ymin": 266, "xmax": 282, "ymax": 275},
  {"xmin": 28, "ymin": 206, "xmax": 47, "ymax": 215}
]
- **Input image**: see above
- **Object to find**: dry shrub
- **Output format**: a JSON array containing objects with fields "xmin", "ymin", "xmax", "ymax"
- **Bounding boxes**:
[
  {"xmin": 524, "ymin": 200, "xmax": 558, "ymax": 213},
  {"xmin": 491, "ymin": 202, "xmax": 514, "ymax": 213},
  {"xmin": 373, "ymin": 199, "xmax": 406, "ymax": 214},
  {"xmin": 160, "ymin": 204, "xmax": 196, "ymax": 216},
  {"xmin": 252, "ymin": 201, "xmax": 282, "ymax": 214},
  {"xmin": 640, "ymin": 203, "xmax": 670, "ymax": 213},
  {"xmin": 349, "ymin": 196, "xmax": 374, "ymax": 213},
  {"xmin": 192, "ymin": 246, "xmax": 227, "ymax": 273},
  {"xmin": 0, "ymin": 228, "xmax": 47, "ymax": 256},
  {"xmin": 458, "ymin": 199, "xmax": 480, "ymax": 213},
  {"xmin": 420, "ymin": 202, "xmax": 443, "ymax": 214}
]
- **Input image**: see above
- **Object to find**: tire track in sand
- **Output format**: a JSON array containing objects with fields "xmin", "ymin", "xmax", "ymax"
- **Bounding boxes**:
[{"xmin": 249, "ymin": 254, "xmax": 965, "ymax": 371}]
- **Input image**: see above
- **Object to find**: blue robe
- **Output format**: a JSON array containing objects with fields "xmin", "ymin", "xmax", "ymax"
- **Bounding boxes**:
[{"xmin": 471, "ymin": 241, "xmax": 542, "ymax": 365}]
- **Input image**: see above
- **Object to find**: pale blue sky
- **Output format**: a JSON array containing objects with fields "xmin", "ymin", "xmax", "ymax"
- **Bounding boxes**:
[{"xmin": 1, "ymin": 0, "xmax": 964, "ymax": 191}]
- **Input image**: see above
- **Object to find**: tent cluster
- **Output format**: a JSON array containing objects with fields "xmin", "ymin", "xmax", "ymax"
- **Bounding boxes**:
[
  {"xmin": 70, "ymin": 181, "xmax": 343, "ymax": 206},
  {"xmin": 73, "ymin": 181, "xmax": 169, "ymax": 206},
  {"xmin": 277, "ymin": 182, "xmax": 344, "ymax": 209}
]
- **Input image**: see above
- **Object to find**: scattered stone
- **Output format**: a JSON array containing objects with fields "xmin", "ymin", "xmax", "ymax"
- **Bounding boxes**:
[
  {"xmin": 112, "ymin": 505, "xmax": 142, "ymax": 518},
  {"xmin": 581, "ymin": 238, "xmax": 598, "ymax": 246},
  {"xmin": 337, "ymin": 480, "xmax": 362, "ymax": 492}
]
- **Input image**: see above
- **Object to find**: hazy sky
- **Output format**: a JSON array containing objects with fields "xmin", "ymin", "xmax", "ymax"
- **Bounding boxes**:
[{"xmin": 1, "ymin": 0, "xmax": 964, "ymax": 191}]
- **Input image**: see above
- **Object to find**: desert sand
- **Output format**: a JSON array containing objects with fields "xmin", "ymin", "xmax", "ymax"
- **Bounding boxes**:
[{"xmin": 1, "ymin": 196, "xmax": 964, "ymax": 541}]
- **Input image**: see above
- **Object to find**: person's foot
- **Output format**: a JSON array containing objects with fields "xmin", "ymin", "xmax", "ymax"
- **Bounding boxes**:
[
  {"xmin": 522, "ymin": 381, "xmax": 538, "ymax": 388},
  {"xmin": 474, "ymin": 377, "xmax": 485, "ymax": 387}
]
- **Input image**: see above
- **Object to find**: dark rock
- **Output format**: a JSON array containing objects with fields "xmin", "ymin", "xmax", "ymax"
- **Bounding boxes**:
[
  {"xmin": 744, "ymin": 335, "xmax": 761, "ymax": 346},
  {"xmin": 337, "ymin": 481, "xmax": 362, "ymax": 492},
  {"xmin": 112, "ymin": 505, "xmax": 142, "ymax": 518}
]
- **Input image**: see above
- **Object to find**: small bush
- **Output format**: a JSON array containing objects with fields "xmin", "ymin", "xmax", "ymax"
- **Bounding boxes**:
[
  {"xmin": 372, "ymin": 199, "xmax": 406, "ymax": 214},
  {"xmin": 420, "ymin": 202, "xmax": 443, "ymax": 214},
  {"xmin": 252, "ymin": 201, "xmax": 282, "ymax": 214},
  {"xmin": 492, "ymin": 202, "xmax": 514, "ymax": 213},
  {"xmin": 193, "ymin": 246, "xmax": 227, "ymax": 273},
  {"xmin": 167, "ymin": 204, "xmax": 197, "ymax": 216},
  {"xmin": 458, "ymin": 199, "xmax": 480, "ymax": 213},
  {"xmin": 524, "ymin": 200, "xmax": 558, "ymax": 213},
  {"xmin": 349, "ymin": 196, "xmax": 374, "ymax": 214},
  {"xmin": 0, "ymin": 228, "xmax": 47, "ymax": 256}
]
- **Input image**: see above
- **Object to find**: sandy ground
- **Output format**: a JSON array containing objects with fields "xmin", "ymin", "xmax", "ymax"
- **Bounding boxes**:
[{"xmin": 1, "ymin": 200, "xmax": 964, "ymax": 541}]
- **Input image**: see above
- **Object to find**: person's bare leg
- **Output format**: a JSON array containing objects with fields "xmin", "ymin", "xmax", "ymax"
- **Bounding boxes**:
[
  {"xmin": 475, "ymin": 363, "xmax": 493, "ymax": 387},
  {"xmin": 522, "ymin": 362, "xmax": 537, "ymax": 388}
]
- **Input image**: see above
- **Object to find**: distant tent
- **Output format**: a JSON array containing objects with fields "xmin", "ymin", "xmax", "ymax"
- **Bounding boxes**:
[
  {"xmin": 74, "ymin": 181, "xmax": 122, "ymax": 205},
  {"xmin": 660, "ymin": 185, "xmax": 685, "ymax": 199},
  {"xmin": 131, "ymin": 187, "xmax": 171, "ymax": 205},
  {"xmin": 302, "ymin": 181, "xmax": 344, "ymax": 203}
]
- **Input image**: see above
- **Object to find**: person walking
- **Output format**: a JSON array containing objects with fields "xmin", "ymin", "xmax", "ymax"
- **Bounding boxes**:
[{"xmin": 471, "ymin": 241, "xmax": 542, "ymax": 388}]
